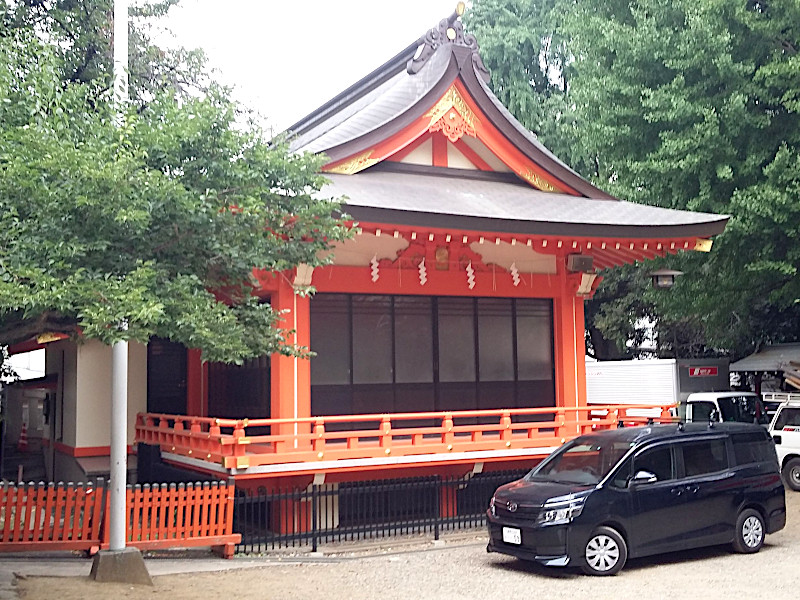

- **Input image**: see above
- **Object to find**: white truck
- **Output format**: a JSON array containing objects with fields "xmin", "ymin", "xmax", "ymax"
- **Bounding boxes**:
[
  {"xmin": 585, "ymin": 358, "xmax": 788, "ymax": 426},
  {"xmin": 585, "ymin": 358, "xmax": 730, "ymax": 413},
  {"xmin": 768, "ymin": 395, "xmax": 800, "ymax": 491}
]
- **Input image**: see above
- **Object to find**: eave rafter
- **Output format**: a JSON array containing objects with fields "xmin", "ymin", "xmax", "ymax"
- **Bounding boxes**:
[{"xmin": 353, "ymin": 223, "xmax": 708, "ymax": 271}]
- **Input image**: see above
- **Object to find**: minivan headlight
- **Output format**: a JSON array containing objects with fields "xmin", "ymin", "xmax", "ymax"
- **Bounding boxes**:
[
  {"xmin": 489, "ymin": 495, "xmax": 496, "ymax": 517},
  {"xmin": 537, "ymin": 496, "xmax": 586, "ymax": 527}
]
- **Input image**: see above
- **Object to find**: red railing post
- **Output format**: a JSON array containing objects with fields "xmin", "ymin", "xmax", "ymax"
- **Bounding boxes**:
[
  {"xmin": 380, "ymin": 416, "xmax": 392, "ymax": 455},
  {"xmin": 312, "ymin": 419, "xmax": 326, "ymax": 458},
  {"xmin": 227, "ymin": 420, "xmax": 250, "ymax": 469},
  {"xmin": 158, "ymin": 417, "xmax": 169, "ymax": 447},
  {"xmin": 500, "ymin": 411, "xmax": 512, "ymax": 445},
  {"xmin": 232, "ymin": 420, "xmax": 247, "ymax": 457},
  {"xmin": 556, "ymin": 408, "xmax": 569, "ymax": 442},
  {"xmin": 442, "ymin": 413, "xmax": 454, "ymax": 449}
]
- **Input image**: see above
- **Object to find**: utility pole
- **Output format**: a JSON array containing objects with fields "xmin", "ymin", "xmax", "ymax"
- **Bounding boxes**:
[
  {"xmin": 90, "ymin": 0, "xmax": 152, "ymax": 584},
  {"xmin": 109, "ymin": 0, "xmax": 129, "ymax": 554}
]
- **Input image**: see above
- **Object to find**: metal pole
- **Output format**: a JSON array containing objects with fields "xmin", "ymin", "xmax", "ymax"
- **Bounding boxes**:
[
  {"xmin": 113, "ymin": 0, "xmax": 129, "ymax": 109},
  {"xmin": 110, "ymin": 0, "xmax": 129, "ymax": 553},
  {"xmin": 109, "ymin": 340, "xmax": 128, "ymax": 551}
]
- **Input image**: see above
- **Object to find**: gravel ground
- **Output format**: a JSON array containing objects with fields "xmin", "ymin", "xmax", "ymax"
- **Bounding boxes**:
[{"xmin": 17, "ymin": 491, "xmax": 800, "ymax": 600}]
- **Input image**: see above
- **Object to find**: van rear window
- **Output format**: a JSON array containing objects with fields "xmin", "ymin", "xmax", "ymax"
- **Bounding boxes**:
[
  {"xmin": 682, "ymin": 439, "xmax": 728, "ymax": 476},
  {"xmin": 773, "ymin": 407, "xmax": 800, "ymax": 430},
  {"xmin": 731, "ymin": 431, "xmax": 776, "ymax": 465}
]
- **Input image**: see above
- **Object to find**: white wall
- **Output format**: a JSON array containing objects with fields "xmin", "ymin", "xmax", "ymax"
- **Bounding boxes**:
[
  {"xmin": 75, "ymin": 340, "xmax": 147, "ymax": 448},
  {"xmin": 47, "ymin": 340, "xmax": 147, "ymax": 449}
]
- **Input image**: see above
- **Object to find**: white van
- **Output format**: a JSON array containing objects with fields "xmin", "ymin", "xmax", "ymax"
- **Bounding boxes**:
[
  {"xmin": 682, "ymin": 392, "xmax": 769, "ymax": 426},
  {"xmin": 769, "ymin": 397, "xmax": 800, "ymax": 491}
]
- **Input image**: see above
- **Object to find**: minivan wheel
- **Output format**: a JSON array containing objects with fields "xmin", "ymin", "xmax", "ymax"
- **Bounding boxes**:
[
  {"xmin": 732, "ymin": 509, "xmax": 765, "ymax": 554},
  {"xmin": 581, "ymin": 526, "xmax": 627, "ymax": 576},
  {"xmin": 782, "ymin": 458, "xmax": 800, "ymax": 492}
]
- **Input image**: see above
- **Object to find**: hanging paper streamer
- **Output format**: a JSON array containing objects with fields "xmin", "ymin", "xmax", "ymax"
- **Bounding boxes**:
[
  {"xmin": 418, "ymin": 257, "xmax": 428, "ymax": 286},
  {"xmin": 370, "ymin": 254, "xmax": 380, "ymax": 282},
  {"xmin": 510, "ymin": 262, "xmax": 520, "ymax": 287},
  {"xmin": 466, "ymin": 261, "xmax": 475, "ymax": 289}
]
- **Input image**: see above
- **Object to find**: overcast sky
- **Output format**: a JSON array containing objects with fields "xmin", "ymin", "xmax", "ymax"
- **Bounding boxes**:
[{"xmin": 162, "ymin": 0, "xmax": 460, "ymax": 133}]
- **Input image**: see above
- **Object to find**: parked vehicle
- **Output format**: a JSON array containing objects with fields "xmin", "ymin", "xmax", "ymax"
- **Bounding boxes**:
[
  {"xmin": 768, "ymin": 396, "xmax": 800, "ymax": 491},
  {"xmin": 762, "ymin": 391, "xmax": 800, "ymax": 416},
  {"xmin": 682, "ymin": 392, "xmax": 769, "ymax": 425},
  {"xmin": 586, "ymin": 359, "xmax": 730, "ymax": 410},
  {"xmin": 486, "ymin": 422, "xmax": 786, "ymax": 576}
]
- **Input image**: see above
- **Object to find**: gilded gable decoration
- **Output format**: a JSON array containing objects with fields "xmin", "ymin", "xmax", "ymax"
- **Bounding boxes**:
[
  {"xmin": 522, "ymin": 168, "xmax": 558, "ymax": 193},
  {"xmin": 425, "ymin": 86, "xmax": 478, "ymax": 142},
  {"xmin": 326, "ymin": 150, "xmax": 379, "ymax": 175}
]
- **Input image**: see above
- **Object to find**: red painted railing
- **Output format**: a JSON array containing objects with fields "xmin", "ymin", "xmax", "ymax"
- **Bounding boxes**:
[
  {"xmin": 100, "ymin": 481, "xmax": 240, "ymax": 558},
  {"xmin": 136, "ymin": 404, "xmax": 675, "ymax": 472},
  {"xmin": 0, "ymin": 481, "xmax": 240, "ymax": 557},
  {"xmin": 0, "ymin": 481, "xmax": 104, "ymax": 552}
]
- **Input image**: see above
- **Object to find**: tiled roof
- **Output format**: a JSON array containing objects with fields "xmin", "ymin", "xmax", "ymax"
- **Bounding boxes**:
[{"xmin": 324, "ymin": 166, "xmax": 728, "ymax": 238}]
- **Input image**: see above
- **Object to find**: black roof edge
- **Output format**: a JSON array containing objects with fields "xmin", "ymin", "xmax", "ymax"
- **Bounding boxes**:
[
  {"xmin": 343, "ymin": 206, "xmax": 730, "ymax": 240},
  {"xmin": 283, "ymin": 40, "xmax": 422, "ymax": 139},
  {"xmin": 283, "ymin": 7, "xmax": 465, "ymax": 140}
]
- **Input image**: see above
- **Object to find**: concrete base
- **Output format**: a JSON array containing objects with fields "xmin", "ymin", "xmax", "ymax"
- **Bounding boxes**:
[{"xmin": 89, "ymin": 548, "xmax": 153, "ymax": 586}]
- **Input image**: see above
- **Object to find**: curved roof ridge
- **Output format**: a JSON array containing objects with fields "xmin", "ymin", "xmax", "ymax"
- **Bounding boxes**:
[{"xmin": 284, "ymin": 6, "xmax": 467, "ymax": 139}]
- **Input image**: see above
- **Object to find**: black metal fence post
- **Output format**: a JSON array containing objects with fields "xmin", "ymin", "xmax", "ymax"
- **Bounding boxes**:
[
  {"xmin": 434, "ymin": 477, "xmax": 441, "ymax": 541},
  {"xmin": 311, "ymin": 483, "xmax": 318, "ymax": 553}
]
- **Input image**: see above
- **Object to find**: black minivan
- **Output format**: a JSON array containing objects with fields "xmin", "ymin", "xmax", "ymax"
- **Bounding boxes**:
[{"xmin": 486, "ymin": 422, "xmax": 786, "ymax": 575}]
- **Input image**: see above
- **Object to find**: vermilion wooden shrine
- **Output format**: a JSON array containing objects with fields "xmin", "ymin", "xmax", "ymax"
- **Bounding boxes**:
[
  {"xmin": 134, "ymin": 7, "xmax": 727, "ymax": 491},
  {"xmin": 19, "ymin": 7, "xmax": 728, "ymax": 491}
]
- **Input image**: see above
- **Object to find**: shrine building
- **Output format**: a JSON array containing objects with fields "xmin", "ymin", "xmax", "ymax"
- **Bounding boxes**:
[{"xmin": 16, "ymin": 6, "xmax": 728, "ymax": 490}]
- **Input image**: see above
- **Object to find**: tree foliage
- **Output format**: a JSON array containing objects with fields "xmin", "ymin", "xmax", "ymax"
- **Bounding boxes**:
[
  {"xmin": 469, "ymin": 0, "xmax": 800, "ymax": 359},
  {"xmin": 0, "ymin": 1, "xmax": 350, "ymax": 364}
]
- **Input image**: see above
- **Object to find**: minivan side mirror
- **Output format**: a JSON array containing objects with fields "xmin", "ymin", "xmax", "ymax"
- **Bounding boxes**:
[{"xmin": 629, "ymin": 470, "xmax": 658, "ymax": 486}]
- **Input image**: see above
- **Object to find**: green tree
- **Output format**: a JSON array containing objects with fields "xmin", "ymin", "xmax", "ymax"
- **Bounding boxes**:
[
  {"xmin": 1, "ymin": 0, "xmax": 207, "ymax": 103},
  {"xmin": 469, "ymin": 0, "xmax": 800, "ymax": 359},
  {"xmin": 0, "ymin": 5, "xmax": 349, "ymax": 365}
]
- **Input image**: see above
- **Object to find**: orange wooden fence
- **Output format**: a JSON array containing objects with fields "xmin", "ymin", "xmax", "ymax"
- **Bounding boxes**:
[
  {"xmin": 0, "ymin": 481, "xmax": 105, "ymax": 552},
  {"xmin": 0, "ymin": 480, "xmax": 240, "ymax": 557},
  {"xmin": 101, "ymin": 481, "xmax": 240, "ymax": 558}
]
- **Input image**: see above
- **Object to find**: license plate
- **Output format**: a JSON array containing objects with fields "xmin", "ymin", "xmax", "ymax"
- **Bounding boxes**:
[{"xmin": 502, "ymin": 526, "xmax": 521, "ymax": 545}]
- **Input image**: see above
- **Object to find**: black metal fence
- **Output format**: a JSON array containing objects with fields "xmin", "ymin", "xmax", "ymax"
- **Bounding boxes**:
[{"xmin": 233, "ymin": 469, "xmax": 527, "ymax": 554}]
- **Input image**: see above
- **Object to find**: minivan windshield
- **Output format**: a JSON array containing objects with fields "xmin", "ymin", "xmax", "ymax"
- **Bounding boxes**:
[
  {"xmin": 689, "ymin": 396, "xmax": 769, "ymax": 425},
  {"xmin": 717, "ymin": 396, "xmax": 769, "ymax": 425},
  {"xmin": 526, "ymin": 437, "xmax": 634, "ymax": 485}
]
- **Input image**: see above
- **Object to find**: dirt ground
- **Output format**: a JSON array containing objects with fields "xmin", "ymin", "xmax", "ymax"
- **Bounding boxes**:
[{"xmin": 17, "ymin": 491, "xmax": 800, "ymax": 600}]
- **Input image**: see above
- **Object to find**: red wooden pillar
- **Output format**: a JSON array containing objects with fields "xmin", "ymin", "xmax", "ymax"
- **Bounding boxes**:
[
  {"xmin": 553, "ymin": 270, "xmax": 588, "ymax": 438},
  {"xmin": 439, "ymin": 480, "xmax": 457, "ymax": 519},
  {"xmin": 186, "ymin": 348, "xmax": 206, "ymax": 416},
  {"xmin": 270, "ymin": 275, "xmax": 312, "ymax": 443}
]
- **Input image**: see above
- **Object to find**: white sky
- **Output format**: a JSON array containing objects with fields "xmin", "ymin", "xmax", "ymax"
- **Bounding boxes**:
[{"xmin": 162, "ymin": 0, "xmax": 461, "ymax": 133}]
